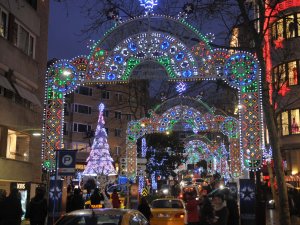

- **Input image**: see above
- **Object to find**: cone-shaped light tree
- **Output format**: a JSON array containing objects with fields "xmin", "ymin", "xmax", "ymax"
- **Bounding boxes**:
[{"xmin": 83, "ymin": 103, "xmax": 116, "ymax": 176}]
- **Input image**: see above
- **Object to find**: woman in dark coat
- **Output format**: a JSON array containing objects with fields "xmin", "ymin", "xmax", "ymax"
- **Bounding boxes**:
[
  {"xmin": 138, "ymin": 197, "xmax": 152, "ymax": 221},
  {"xmin": 1, "ymin": 188, "xmax": 23, "ymax": 225},
  {"xmin": 111, "ymin": 189, "xmax": 120, "ymax": 208},
  {"xmin": 69, "ymin": 188, "xmax": 84, "ymax": 212}
]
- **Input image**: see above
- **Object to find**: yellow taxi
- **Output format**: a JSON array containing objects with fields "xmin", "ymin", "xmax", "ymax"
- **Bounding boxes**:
[{"xmin": 150, "ymin": 198, "xmax": 187, "ymax": 225}]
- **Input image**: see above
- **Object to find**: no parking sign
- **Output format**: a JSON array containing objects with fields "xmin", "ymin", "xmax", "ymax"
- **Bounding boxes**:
[{"xmin": 57, "ymin": 150, "xmax": 77, "ymax": 176}]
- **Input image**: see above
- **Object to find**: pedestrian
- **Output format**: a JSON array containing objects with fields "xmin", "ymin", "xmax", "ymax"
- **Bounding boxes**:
[
  {"xmin": 185, "ymin": 192, "xmax": 200, "ymax": 225},
  {"xmin": 0, "ymin": 189, "xmax": 7, "ymax": 225},
  {"xmin": 111, "ymin": 189, "xmax": 120, "ymax": 208},
  {"xmin": 68, "ymin": 188, "xmax": 84, "ymax": 212},
  {"xmin": 137, "ymin": 197, "xmax": 152, "ymax": 221},
  {"xmin": 1, "ymin": 188, "xmax": 23, "ymax": 225},
  {"xmin": 199, "ymin": 197, "xmax": 216, "ymax": 225},
  {"xmin": 211, "ymin": 193, "xmax": 229, "ymax": 225},
  {"xmin": 90, "ymin": 188, "xmax": 104, "ymax": 208},
  {"xmin": 25, "ymin": 187, "xmax": 47, "ymax": 225}
]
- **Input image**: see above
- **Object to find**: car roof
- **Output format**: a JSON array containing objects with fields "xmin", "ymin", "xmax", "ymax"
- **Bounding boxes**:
[
  {"xmin": 66, "ymin": 208, "xmax": 136, "ymax": 216},
  {"xmin": 152, "ymin": 198, "xmax": 183, "ymax": 202}
]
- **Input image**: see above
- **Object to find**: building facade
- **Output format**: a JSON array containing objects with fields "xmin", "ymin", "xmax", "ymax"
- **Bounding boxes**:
[
  {"xmin": 264, "ymin": 0, "xmax": 300, "ymax": 175},
  {"xmin": 62, "ymin": 82, "xmax": 147, "ymax": 174},
  {"xmin": 0, "ymin": 0, "xmax": 49, "ymax": 193}
]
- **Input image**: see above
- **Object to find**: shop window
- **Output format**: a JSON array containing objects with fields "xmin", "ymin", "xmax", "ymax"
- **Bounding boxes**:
[
  {"xmin": 6, "ymin": 130, "xmax": 29, "ymax": 161},
  {"xmin": 297, "ymin": 13, "xmax": 300, "ymax": 37},
  {"xmin": 0, "ymin": 7, "xmax": 8, "ymax": 39},
  {"xmin": 271, "ymin": 13, "xmax": 300, "ymax": 40},
  {"xmin": 291, "ymin": 109, "xmax": 300, "ymax": 134},
  {"xmin": 282, "ymin": 111, "xmax": 289, "ymax": 135},
  {"xmin": 273, "ymin": 60, "xmax": 299, "ymax": 87}
]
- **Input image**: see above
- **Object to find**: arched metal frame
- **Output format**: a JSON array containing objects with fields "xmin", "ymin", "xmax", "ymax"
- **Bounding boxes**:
[{"xmin": 42, "ymin": 15, "xmax": 264, "ymax": 175}]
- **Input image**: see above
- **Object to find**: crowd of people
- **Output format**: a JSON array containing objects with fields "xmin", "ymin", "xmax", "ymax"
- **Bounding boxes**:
[{"xmin": 0, "ymin": 187, "xmax": 47, "ymax": 225}]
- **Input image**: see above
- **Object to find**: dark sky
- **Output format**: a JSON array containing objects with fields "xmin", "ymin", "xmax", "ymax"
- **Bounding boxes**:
[{"xmin": 48, "ymin": 1, "xmax": 91, "ymax": 60}]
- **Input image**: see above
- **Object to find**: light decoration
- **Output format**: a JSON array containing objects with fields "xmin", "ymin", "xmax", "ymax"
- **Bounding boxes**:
[
  {"xmin": 139, "ymin": 176, "xmax": 145, "ymax": 193},
  {"xmin": 151, "ymin": 173, "xmax": 157, "ymax": 190},
  {"xmin": 42, "ymin": 14, "xmax": 264, "ymax": 173},
  {"xmin": 176, "ymin": 82, "xmax": 187, "ymax": 94},
  {"xmin": 139, "ymin": 0, "xmax": 158, "ymax": 14},
  {"xmin": 141, "ymin": 137, "xmax": 147, "ymax": 157},
  {"xmin": 83, "ymin": 103, "xmax": 116, "ymax": 176}
]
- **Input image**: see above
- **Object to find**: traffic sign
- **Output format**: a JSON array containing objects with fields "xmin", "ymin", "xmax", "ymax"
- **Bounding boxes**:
[
  {"xmin": 141, "ymin": 187, "xmax": 150, "ymax": 196},
  {"xmin": 57, "ymin": 150, "xmax": 77, "ymax": 176}
]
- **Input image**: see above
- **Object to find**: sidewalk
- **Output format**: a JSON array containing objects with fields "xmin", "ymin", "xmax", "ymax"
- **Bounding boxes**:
[{"xmin": 266, "ymin": 209, "xmax": 300, "ymax": 225}]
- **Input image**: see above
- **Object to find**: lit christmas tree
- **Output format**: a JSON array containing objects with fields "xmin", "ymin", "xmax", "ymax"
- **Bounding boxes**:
[{"xmin": 83, "ymin": 103, "xmax": 116, "ymax": 176}]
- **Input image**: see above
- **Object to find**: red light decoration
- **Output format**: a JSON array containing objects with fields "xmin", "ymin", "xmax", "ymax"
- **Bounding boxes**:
[
  {"xmin": 278, "ymin": 83, "xmax": 291, "ymax": 96},
  {"xmin": 273, "ymin": 37, "xmax": 285, "ymax": 49}
]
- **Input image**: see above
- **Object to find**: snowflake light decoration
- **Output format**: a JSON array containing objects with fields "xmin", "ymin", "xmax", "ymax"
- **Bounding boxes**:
[
  {"xmin": 140, "ymin": 0, "xmax": 158, "ymax": 14},
  {"xmin": 176, "ymin": 82, "xmax": 187, "ymax": 94}
]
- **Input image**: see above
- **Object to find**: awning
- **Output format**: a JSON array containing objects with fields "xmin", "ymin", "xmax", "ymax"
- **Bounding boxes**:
[
  {"xmin": 0, "ymin": 75, "xmax": 14, "ymax": 92},
  {"xmin": 14, "ymin": 84, "xmax": 41, "ymax": 107}
]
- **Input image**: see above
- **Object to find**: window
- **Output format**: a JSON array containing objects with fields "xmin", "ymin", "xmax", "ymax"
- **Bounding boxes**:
[
  {"xmin": 26, "ymin": 0, "xmax": 37, "ymax": 10},
  {"xmin": 102, "ymin": 91, "xmax": 110, "ymax": 99},
  {"xmin": 115, "ymin": 128, "xmax": 121, "ymax": 137},
  {"xmin": 0, "ymin": 7, "xmax": 8, "ymax": 39},
  {"xmin": 75, "ymin": 86, "xmax": 92, "ymax": 96},
  {"xmin": 273, "ymin": 60, "xmax": 300, "ymax": 87},
  {"xmin": 115, "ymin": 111, "xmax": 121, "ymax": 119},
  {"xmin": 6, "ymin": 129, "xmax": 29, "ymax": 162},
  {"xmin": 73, "ymin": 104, "xmax": 92, "ymax": 114},
  {"xmin": 13, "ymin": 21, "xmax": 36, "ymax": 58},
  {"xmin": 287, "ymin": 61, "xmax": 297, "ymax": 86},
  {"xmin": 73, "ymin": 123, "xmax": 91, "ymax": 133},
  {"xmin": 282, "ymin": 111, "xmax": 289, "ymax": 135},
  {"xmin": 64, "ymin": 103, "xmax": 69, "ymax": 116},
  {"xmin": 291, "ymin": 109, "xmax": 300, "ymax": 134},
  {"xmin": 126, "ymin": 114, "xmax": 132, "ymax": 121},
  {"xmin": 103, "ymin": 110, "xmax": 109, "ymax": 117},
  {"xmin": 63, "ymin": 123, "xmax": 68, "ymax": 135},
  {"xmin": 116, "ymin": 93, "xmax": 123, "ymax": 102},
  {"xmin": 278, "ymin": 109, "xmax": 300, "ymax": 136},
  {"xmin": 105, "ymin": 128, "xmax": 109, "ymax": 135},
  {"xmin": 271, "ymin": 13, "xmax": 300, "ymax": 41}
]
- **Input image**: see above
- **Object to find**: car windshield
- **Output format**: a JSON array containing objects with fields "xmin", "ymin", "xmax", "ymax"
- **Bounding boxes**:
[
  {"xmin": 152, "ymin": 200, "xmax": 183, "ymax": 209},
  {"xmin": 55, "ymin": 214, "xmax": 122, "ymax": 225}
]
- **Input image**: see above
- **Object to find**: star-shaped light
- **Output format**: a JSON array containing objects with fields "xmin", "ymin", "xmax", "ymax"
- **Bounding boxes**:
[
  {"xmin": 106, "ymin": 7, "xmax": 119, "ymax": 20},
  {"xmin": 183, "ymin": 3, "xmax": 194, "ymax": 14},
  {"xmin": 274, "ymin": 37, "xmax": 284, "ymax": 49},
  {"xmin": 240, "ymin": 186, "xmax": 255, "ymax": 201},
  {"xmin": 278, "ymin": 82, "xmax": 291, "ymax": 96}
]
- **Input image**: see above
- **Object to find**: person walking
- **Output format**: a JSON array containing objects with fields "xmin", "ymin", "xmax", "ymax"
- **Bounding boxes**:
[
  {"xmin": 138, "ymin": 197, "xmax": 152, "ymax": 221},
  {"xmin": 0, "ymin": 189, "xmax": 7, "ymax": 225},
  {"xmin": 25, "ymin": 187, "xmax": 48, "ymax": 225},
  {"xmin": 185, "ymin": 192, "xmax": 200, "ymax": 225},
  {"xmin": 68, "ymin": 188, "xmax": 84, "ymax": 212},
  {"xmin": 199, "ymin": 197, "xmax": 216, "ymax": 225},
  {"xmin": 111, "ymin": 189, "xmax": 120, "ymax": 208},
  {"xmin": 90, "ymin": 188, "xmax": 104, "ymax": 208},
  {"xmin": 1, "ymin": 188, "xmax": 23, "ymax": 225},
  {"xmin": 211, "ymin": 193, "xmax": 229, "ymax": 225}
]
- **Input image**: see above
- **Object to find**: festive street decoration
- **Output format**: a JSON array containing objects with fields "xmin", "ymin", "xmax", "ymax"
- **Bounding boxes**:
[
  {"xmin": 139, "ymin": 0, "xmax": 158, "ymax": 14},
  {"xmin": 176, "ymin": 82, "xmax": 187, "ymax": 94},
  {"xmin": 42, "ymin": 13, "xmax": 264, "ymax": 174},
  {"xmin": 83, "ymin": 103, "xmax": 116, "ymax": 176}
]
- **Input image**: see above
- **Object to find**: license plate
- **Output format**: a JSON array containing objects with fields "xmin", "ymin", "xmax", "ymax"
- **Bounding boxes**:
[{"xmin": 157, "ymin": 213, "xmax": 170, "ymax": 218}]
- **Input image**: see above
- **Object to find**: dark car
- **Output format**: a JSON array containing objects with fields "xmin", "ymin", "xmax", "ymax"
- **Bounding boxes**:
[{"xmin": 55, "ymin": 208, "xmax": 149, "ymax": 225}]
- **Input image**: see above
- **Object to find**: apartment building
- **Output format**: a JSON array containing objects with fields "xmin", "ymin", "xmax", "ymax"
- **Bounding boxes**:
[{"xmin": 0, "ymin": 0, "xmax": 49, "ymax": 194}]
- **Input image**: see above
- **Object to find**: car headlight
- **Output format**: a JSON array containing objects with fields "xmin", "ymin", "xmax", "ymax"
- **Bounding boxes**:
[{"xmin": 162, "ymin": 189, "xmax": 169, "ymax": 194}]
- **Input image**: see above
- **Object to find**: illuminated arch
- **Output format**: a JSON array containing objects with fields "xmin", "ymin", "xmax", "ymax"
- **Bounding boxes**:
[{"xmin": 42, "ymin": 14, "xmax": 264, "ymax": 174}]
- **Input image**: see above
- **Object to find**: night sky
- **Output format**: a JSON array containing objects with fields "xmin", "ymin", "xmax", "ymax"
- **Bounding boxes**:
[{"xmin": 48, "ymin": 1, "xmax": 91, "ymax": 60}]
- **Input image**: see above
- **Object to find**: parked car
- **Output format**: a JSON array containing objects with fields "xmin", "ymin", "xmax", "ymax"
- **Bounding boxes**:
[
  {"xmin": 150, "ymin": 198, "xmax": 187, "ymax": 225},
  {"xmin": 54, "ymin": 208, "xmax": 149, "ymax": 225}
]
